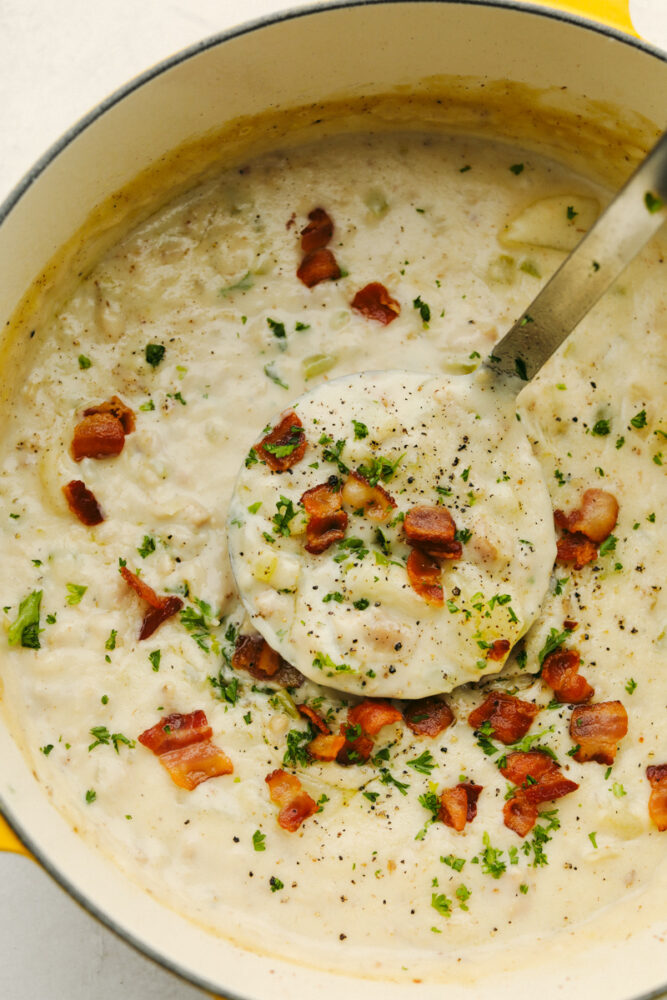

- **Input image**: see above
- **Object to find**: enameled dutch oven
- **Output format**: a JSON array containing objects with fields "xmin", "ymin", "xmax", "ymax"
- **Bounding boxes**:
[{"xmin": 0, "ymin": 3, "xmax": 665, "ymax": 998}]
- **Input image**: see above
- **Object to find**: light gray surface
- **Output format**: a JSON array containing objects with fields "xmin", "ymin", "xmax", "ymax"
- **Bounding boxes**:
[{"xmin": 0, "ymin": 2, "xmax": 665, "ymax": 999}]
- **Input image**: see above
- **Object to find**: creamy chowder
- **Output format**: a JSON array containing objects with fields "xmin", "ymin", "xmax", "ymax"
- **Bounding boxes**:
[{"xmin": 0, "ymin": 130, "xmax": 665, "ymax": 985}]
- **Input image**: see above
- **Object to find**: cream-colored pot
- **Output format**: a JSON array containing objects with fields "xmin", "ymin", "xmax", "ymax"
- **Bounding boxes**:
[{"xmin": 0, "ymin": 3, "xmax": 665, "ymax": 998}]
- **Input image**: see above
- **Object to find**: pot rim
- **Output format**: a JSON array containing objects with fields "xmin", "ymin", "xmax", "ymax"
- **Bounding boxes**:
[{"xmin": 1, "ymin": 3, "xmax": 666, "ymax": 998}]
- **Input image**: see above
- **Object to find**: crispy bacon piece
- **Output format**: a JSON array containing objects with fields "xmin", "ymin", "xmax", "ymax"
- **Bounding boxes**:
[
  {"xmin": 350, "ymin": 282, "xmax": 401, "ymax": 325},
  {"xmin": 500, "ymin": 750, "xmax": 561, "ymax": 785},
  {"xmin": 233, "ymin": 634, "xmax": 281, "ymax": 677},
  {"xmin": 647, "ymin": 764, "xmax": 667, "ymax": 832},
  {"xmin": 439, "ymin": 782, "xmax": 483, "ymax": 832},
  {"xmin": 406, "ymin": 547, "xmax": 444, "ymax": 606},
  {"xmin": 83, "ymin": 395, "xmax": 136, "ymax": 434},
  {"xmin": 62, "ymin": 479, "xmax": 104, "ymax": 526},
  {"xmin": 232, "ymin": 634, "xmax": 304, "ymax": 688},
  {"xmin": 71, "ymin": 412, "xmax": 126, "ymax": 461},
  {"xmin": 487, "ymin": 639, "xmax": 511, "ymax": 662},
  {"xmin": 341, "ymin": 470, "xmax": 396, "ymax": 522},
  {"xmin": 301, "ymin": 475, "xmax": 348, "ymax": 554},
  {"xmin": 265, "ymin": 768, "xmax": 318, "ymax": 831},
  {"xmin": 335, "ymin": 723, "xmax": 375, "ymax": 766},
  {"xmin": 468, "ymin": 692, "xmax": 540, "ymax": 744},
  {"xmin": 542, "ymin": 648, "xmax": 594, "ymax": 703},
  {"xmin": 347, "ymin": 699, "xmax": 402, "ymax": 736},
  {"xmin": 297, "ymin": 248, "xmax": 341, "ymax": 288},
  {"xmin": 138, "ymin": 710, "xmax": 233, "ymax": 790},
  {"xmin": 308, "ymin": 732, "xmax": 347, "ymax": 761},
  {"xmin": 404, "ymin": 506, "xmax": 462, "ymax": 559},
  {"xmin": 403, "ymin": 697, "xmax": 454, "ymax": 737},
  {"xmin": 501, "ymin": 750, "xmax": 579, "ymax": 836},
  {"xmin": 120, "ymin": 566, "xmax": 183, "ymax": 640},
  {"xmin": 300, "ymin": 207, "xmax": 334, "ymax": 253},
  {"xmin": 335, "ymin": 699, "xmax": 402, "ymax": 766},
  {"xmin": 297, "ymin": 703, "xmax": 330, "ymax": 734},
  {"xmin": 256, "ymin": 411, "xmax": 306, "ymax": 472},
  {"xmin": 555, "ymin": 531, "xmax": 599, "ymax": 569},
  {"xmin": 554, "ymin": 489, "xmax": 618, "ymax": 543},
  {"xmin": 570, "ymin": 701, "xmax": 628, "ymax": 765}
]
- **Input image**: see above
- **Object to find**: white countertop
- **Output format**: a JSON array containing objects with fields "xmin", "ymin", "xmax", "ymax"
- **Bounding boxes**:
[{"xmin": 0, "ymin": 2, "xmax": 665, "ymax": 999}]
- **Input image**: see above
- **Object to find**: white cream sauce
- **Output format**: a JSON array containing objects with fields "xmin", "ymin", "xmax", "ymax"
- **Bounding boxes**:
[{"xmin": 0, "ymin": 131, "xmax": 665, "ymax": 980}]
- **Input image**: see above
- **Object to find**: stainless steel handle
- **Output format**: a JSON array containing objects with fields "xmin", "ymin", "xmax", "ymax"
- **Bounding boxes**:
[{"xmin": 486, "ymin": 129, "xmax": 667, "ymax": 387}]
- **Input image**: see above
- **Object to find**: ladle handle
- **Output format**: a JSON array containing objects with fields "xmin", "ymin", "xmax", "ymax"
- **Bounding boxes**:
[{"xmin": 486, "ymin": 129, "xmax": 667, "ymax": 386}]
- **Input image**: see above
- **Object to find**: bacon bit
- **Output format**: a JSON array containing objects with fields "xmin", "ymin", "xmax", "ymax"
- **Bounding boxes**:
[
  {"xmin": 120, "ymin": 566, "xmax": 183, "ymax": 640},
  {"xmin": 563, "ymin": 619, "xmax": 578, "ymax": 631},
  {"xmin": 406, "ymin": 547, "xmax": 444, "ymax": 606},
  {"xmin": 440, "ymin": 782, "xmax": 483, "ymax": 831},
  {"xmin": 555, "ymin": 531, "xmax": 599, "ymax": 569},
  {"xmin": 62, "ymin": 480, "xmax": 104, "ymax": 526},
  {"xmin": 232, "ymin": 634, "xmax": 304, "ymax": 688},
  {"xmin": 335, "ymin": 724, "xmax": 375, "ymax": 766},
  {"xmin": 265, "ymin": 768, "xmax": 318, "ymax": 831},
  {"xmin": 341, "ymin": 470, "xmax": 397, "ymax": 522},
  {"xmin": 570, "ymin": 701, "xmax": 628, "ymax": 765},
  {"xmin": 138, "ymin": 711, "xmax": 232, "ymax": 790},
  {"xmin": 297, "ymin": 248, "xmax": 341, "ymax": 288},
  {"xmin": 83, "ymin": 395, "xmax": 135, "ymax": 434},
  {"xmin": 500, "ymin": 750, "xmax": 560, "ymax": 785},
  {"xmin": 232, "ymin": 634, "xmax": 281, "ymax": 677},
  {"xmin": 301, "ymin": 475, "xmax": 348, "ymax": 554},
  {"xmin": 404, "ymin": 506, "xmax": 462, "ymax": 559},
  {"xmin": 71, "ymin": 412, "xmax": 127, "ymax": 461},
  {"xmin": 300, "ymin": 207, "xmax": 334, "ymax": 253},
  {"xmin": 646, "ymin": 764, "xmax": 667, "ymax": 832},
  {"xmin": 542, "ymin": 648, "xmax": 594, "ymax": 703},
  {"xmin": 347, "ymin": 699, "xmax": 402, "ymax": 736},
  {"xmin": 403, "ymin": 697, "xmax": 454, "ymax": 737},
  {"xmin": 468, "ymin": 692, "xmax": 540, "ymax": 744},
  {"xmin": 308, "ymin": 732, "xmax": 347, "ymax": 761},
  {"xmin": 256, "ymin": 411, "xmax": 306, "ymax": 472},
  {"xmin": 555, "ymin": 489, "xmax": 618, "ymax": 543},
  {"xmin": 286, "ymin": 212, "xmax": 296, "ymax": 230},
  {"xmin": 297, "ymin": 703, "xmax": 330, "ymax": 734},
  {"xmin": 350, "ymin": 282, "xmax": 401, "ymax": 325},
  {"xmin": 487, "ymin": 639, "xmax": 510, "ymax": 662},
  {"xmin": 501, "ymin": 750, "xmax": 578, "ymax": 836}
]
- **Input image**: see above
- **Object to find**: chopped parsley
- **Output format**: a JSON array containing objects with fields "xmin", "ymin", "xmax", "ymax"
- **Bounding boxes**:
[
  {"xmin": 357, "ymin": 453, "xmax": 404, "ymax": 486},
  {"xmin": 477, "ymin": 832, "xmax": 506, "ymax": 878},
  {"xmin": 266, "ymin": 317, "xmax": 286, "ymax": 340},
  {"xmin": 7, "ymin": 590, "xmax": 42, "ymax": 649},
  {"xmin": 431, "ymin": 893, "xmax": 452, "ymax": 917},
  {"xmin": 441, "ymin": 854, "xmax": 466, "ymax": 873},
  {"xmin": 78, "ymin": 354, "xmax": 92, "ymax": 370},
  {"xmin": 148, "ymin": 649, "xmax": 161, "ymax": 672},
  {"xmin": 353, "ymin": 597, "xmax": 370, "ymax": 611},
  {"xmin": 598, "ymin": 534, "xmax": 617, "ymax": 556},
  {"xmin": 66, "ymin": 583, "xmax": 87, "ymax": 606},
  {"xmin": 283, "ymin": 729, "xmax": 312, "ymax": 768},
  {"xmin": 509, "ymin": 163, "xmax": 524, "ymax": 175},
  {"xmin": 537, "ymin": 627, "xmax": 571, "ymax": 667},
  {"xmin": 630, "ymin": 409, "xmax": 647, "ymax": 429},
  {"xmin": 591, "ymin": 418, "xmax": 611, "ymax": 436},
  {"xmin": 272, "ymin": 496, "xmax": 298, "ymax": 537},
  {"xmin": 264, "ymin": 363, "xmax": 288, "ymax": 389},
  {"xmin": 85, "ymin": 789, "xmax": 97, "ymax": 804},
  {"xmin": 407, "ymin": 750, "xmax": 436, "ymax": 775},
  {"xmin": 352, "ymin": 419, "xmax": 369, "ymax": 440},
  {"xmin": 269, "ymin": 876, "xmax": 284, "ymax": 893},
  {"xmin": 320, "ymin": 435, "xmax": 349, "ymax": 474},
  {"xmin": 137, "ymin": 535, "xmax": 156, "ymax": 558},
  {"xmin": 625, "ymin": 677, "xmax": 637, "ymax": 695},
  {"xmin": 145, "ymin": 343, "xmax": 165, "ymax": 367},
  {"xmin": 322, "ymin": 591, "xmax": 344, "ymax": 604},
  {"xmin": 413, "ymin": 296, "xmax": 431, "ymax": 326},
  {"xmin": 252, "ymin": 829, "xmax": 266, "ymax": 852},
  {"xmin": 88, "ymin": 725, "xmax": 135, "ymax": 753},
  {"xmin": 644, "ymin": 191, "xmax": 663, "ymax": 213}
]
